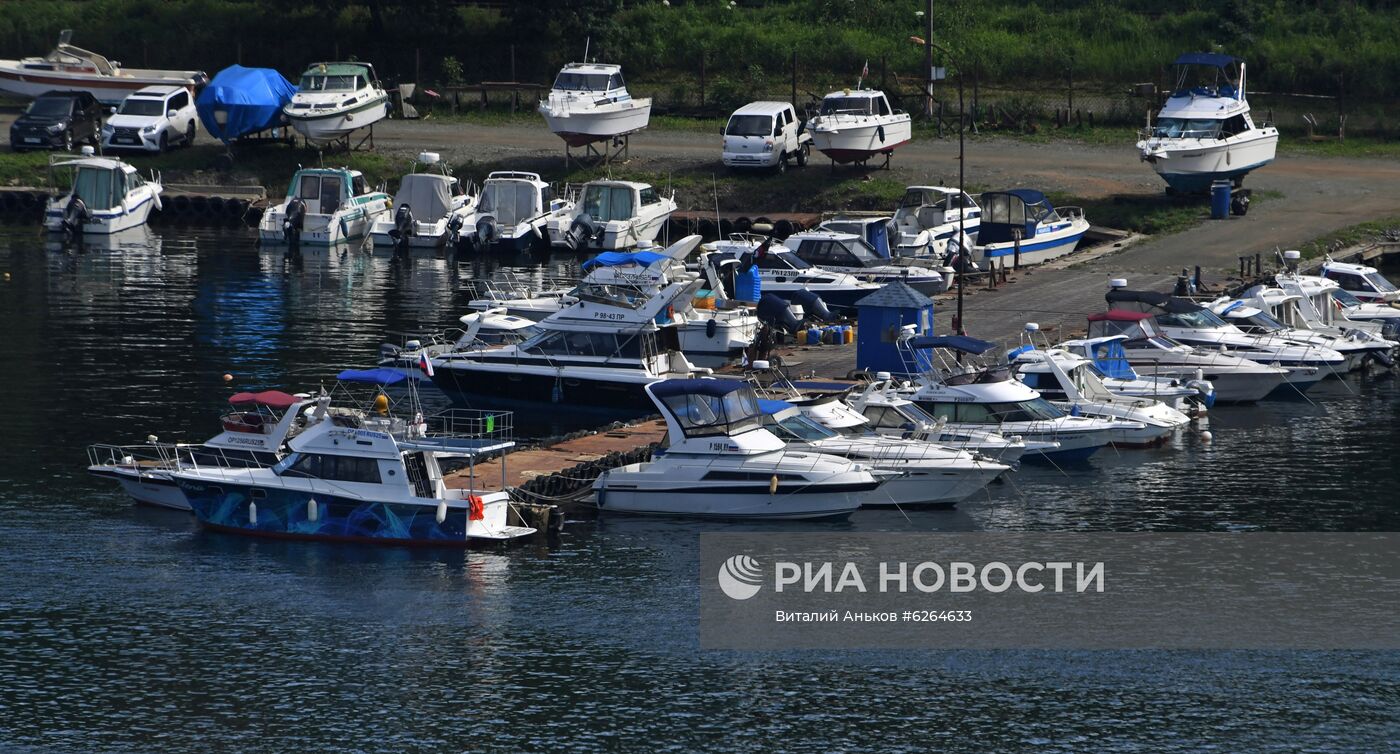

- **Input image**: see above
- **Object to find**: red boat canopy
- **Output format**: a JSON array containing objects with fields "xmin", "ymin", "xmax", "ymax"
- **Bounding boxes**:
[
  {"xmin": 228, "ymin": 390, "xmax": 301, "ymax": 410},
  {"xmin": 1087, "ymin": 310, "xmax": 1152, "ymax": 322}
]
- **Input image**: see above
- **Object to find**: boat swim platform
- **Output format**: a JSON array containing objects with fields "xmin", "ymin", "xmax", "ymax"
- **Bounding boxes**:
[{"xmin": 443, "ymin": 418, "xmax": 668, "ymax": 496}]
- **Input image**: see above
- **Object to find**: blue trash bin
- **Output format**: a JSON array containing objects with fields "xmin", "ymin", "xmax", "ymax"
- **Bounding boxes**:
[{"xmin": 1210, "ymin": 180, "xmax": 1232, "ymax": 220}]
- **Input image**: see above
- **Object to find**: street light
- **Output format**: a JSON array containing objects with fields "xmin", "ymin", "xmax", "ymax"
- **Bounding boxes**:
[{"xmin": 914, "ymin": 39, "xmax": 969, "ymax": 335}]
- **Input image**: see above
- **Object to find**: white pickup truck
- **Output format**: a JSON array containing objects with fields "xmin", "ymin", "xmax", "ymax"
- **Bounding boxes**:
[{"xmin": 721, "ymin": 101, "xmax": 812, "ymax": 172}]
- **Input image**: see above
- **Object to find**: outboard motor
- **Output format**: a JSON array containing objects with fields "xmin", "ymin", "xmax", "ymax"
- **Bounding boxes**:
[
  {"xmin": 789, "ymin": 288, "xmax": 835, "ymax": 323},
  {"xmin": 446, "ymin": 214, "xmax": 466, "ymax": 248},
  {"xmin": 283, "ymin": 197, "xmax": 306, "ymax": 246},
  {"xmin": 756, "ymin": 293, "xmax": 803, "ymax": 335},
  {"xmin": 61, "ymin": 194, "xmax": 88, "ymax": 241},
  {"xmin": 389, "ymin": 203, "xmax": 415, "ymax": 251},
  {"xmin": 564, "ymin": 214, "xmax": 598, "ymax": 251},
  {"xmin": 475, "ymin": 216, "xmax": 498, "ymax": 250}
]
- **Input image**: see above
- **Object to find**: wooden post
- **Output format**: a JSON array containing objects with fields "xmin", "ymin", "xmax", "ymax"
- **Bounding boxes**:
[
  {"xmin": 880, "ymin": 55, "xmax": 886, "ymax": 91},
  {"xmin": 1013, "ymin": 228, "xmax": 1022, "ymax": 271},
  {"xmin": 1067, "ymin": 63, "xmax": 1073, "ymax": 112},
  {"xmin": 511, "ymin": 45, "xmax": 518, "ymax": 112},
  {"xmin": 791, "ymin": 50, "xmax": 798, "ymax": 108},
  {"xmin": 699, "ymin": 51, "xmax": 706, "ymax": 108}
]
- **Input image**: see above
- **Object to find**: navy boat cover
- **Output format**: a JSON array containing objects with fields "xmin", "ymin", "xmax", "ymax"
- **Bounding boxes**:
[{"xmin": 196, "ymin": 65, "xmax": 298, "ymax": 144}]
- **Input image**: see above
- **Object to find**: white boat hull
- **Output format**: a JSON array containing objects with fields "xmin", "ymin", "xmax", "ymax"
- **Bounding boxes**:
[
  {"xmin": 45, "ymin": 187, "xmax": 161, "ymax": 235},
  {"xmin": 539, "ymin": 99, "xmax": 651, "ymax": 146},
  {"xmin": 809, "ymin": 116, "xmax": 912, "ymax": 163},
  {"xmin": 978, "ymin": 217, "xmax": 1089, "ymax": 267},
  {"xmin": 0, "ymin": 65, "xmax": 202, "ymax": 104},
  {"xmin": 594, "ymin": 467, "xmax": 865, "ymax": 519},
  {"xmin": 259, "ymin": 200, "xmax": 390, "ymax": 246},
  {"xmin": 861, "ymin": 466, "xmax": 1004, "ymax": 507},
  {"xmin": 286, "ymin": 98, "xmax": 390, "ymax": 144},
  {"xmin": 90, "ymin": 466, "xmax": 190, "ymax": 511},
  {"xmin": 1139, "ymin": 129, "xmax": 1278, "ymax": 192}
]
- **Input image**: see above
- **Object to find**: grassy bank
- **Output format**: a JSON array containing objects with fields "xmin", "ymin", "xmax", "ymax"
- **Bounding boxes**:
[{"xmin": 1296, "ymin": 216, "xmax": 1400, "ymax": 259}]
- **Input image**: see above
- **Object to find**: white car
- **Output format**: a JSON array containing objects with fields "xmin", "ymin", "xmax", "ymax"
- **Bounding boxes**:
[
  {"xmin": 722, "ymin": 101, "xmax": 811, "ymax": 171},
  {"xmin": 101, "ymin": 85, "xmax": 198, "ymax": 153}
]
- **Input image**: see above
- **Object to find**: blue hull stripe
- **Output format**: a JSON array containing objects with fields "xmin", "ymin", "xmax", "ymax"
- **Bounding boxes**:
[{"xmin": 982, "ymin": 230, "xmax": 1086, "ymax": 259}]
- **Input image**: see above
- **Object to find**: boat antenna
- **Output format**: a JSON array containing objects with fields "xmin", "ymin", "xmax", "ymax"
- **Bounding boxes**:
[
  {"xmin": 583, "ymin": 37, "xmax": 591, "ymax": 64},
  {"xmin": 712, "ymin": 174, "xmax": 721, "ymax": 239}
]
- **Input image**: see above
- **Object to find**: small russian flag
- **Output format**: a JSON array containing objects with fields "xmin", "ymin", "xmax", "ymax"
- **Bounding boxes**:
[{"xmin": 418, "ymin": 350, "xmax": 435, "ymax": 377}]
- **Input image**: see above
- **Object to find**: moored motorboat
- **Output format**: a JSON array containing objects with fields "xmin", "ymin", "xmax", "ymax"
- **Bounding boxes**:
[
  {"xmin": 0, "ymin": 30, "xmax": 206, "ymax": 104},
  {"xmin": 591, "ymin": 380, "xmax": 878, "ymax": 520},
  {"xmin": 283, "ymin": 62, "xmax": 390, "ymax": 145},
  {"xmin": 889, "ymin": 185, "xmax": 982, "ymax": 257},
  {"xmin": 44, "ymin": 149, "xmax": 162, "ymax": 236},
  {"xmin": 783, "ymin": 229, "xmax": 947, "ymax": 295},
  {"xmin": 546, "ymin": 179, "xmax": 676, "ymax": 251},
  {"xmin": 258, "ymin": 166, "xmax": 391, "ymax": 245},
  {"xmin": 460, "ymin": 172, "xmax": 574, "ymax": 253},
  {"xmin": 1319, "ymin": 256, "xmax": 1400, "ymax": 304},
  {"xmin": 369, "ymin": 153, "xmax": 476, "ymax": 249}
]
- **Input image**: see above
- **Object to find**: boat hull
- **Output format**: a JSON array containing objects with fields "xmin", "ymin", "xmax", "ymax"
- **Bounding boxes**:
[
  {"xmin": 594, "ymin": 479, "xmax": 866, "ymax": 520},
  {"xmin": 89, "ymin": 466, "xmax": 190, "ymax": 510},
  {"xmin": 810, "ymin": 117, "xmax": 913, "ymax": 163},
  {"xmin": 286, "ymin": 97, "xmax": 390, "ymax": 144},
  {"xmin": 978, "ymin": 219, "xmax": 1089, "ymax": 267},
  {"xmin": 45, "ymin": 189, "xmax": 160, "ymax": 235},
  {"xmin": 176, "ymin": 480, "xmax": 518, "ymax": 546},
  {"xmin": 1125, "ymin": 362, "xmax": 1286, "ymax": 404},
  {"xmin": 0, "ymin": 65, "xmax": 203, "ymax": 104},
  {"xmin": 1141, "ymin": 130, "xmax": 1279, "ymax": 193},
  {"xmin": 540, "ymin": 99, "xmax": 652, "ymax": 146},
  {"xmin": 431, "ymin": 360, "xmax": 668, "ymax": 411},
  {"xmin": 861, "ymin": 467, "xmax": 1003, "ymax": 507}
]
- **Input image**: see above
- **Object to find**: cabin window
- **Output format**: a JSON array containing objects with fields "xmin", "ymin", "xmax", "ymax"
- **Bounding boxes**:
[
  {"xmin": 1151, "ymin": 118, "xmax": 1221, "ymax": 139},
  {"xmin": 639, "ymin": 187, "xmax": 660, "ymax": 205},
  {"xmin": 300, "ymin": 74, "xmax": 357, "ymax": 92},
  {"xmin": 877, "ymin": 96, "xmax": 891, "ymax": 116},
  {"xmin": 298, "ymin": 175, "xmax": 321, "ymax": 200},
  {"xmin": 282, "ymin": 453, "xmax": 382, "ymax": 484},
  {"xmin": 522, "ymin": 330, "xmax": 637, "ymax": 359},
  {"xmin": 860, "ymin": 406, "xmax": 902, "ymax": 428},
  {"xmin": 1221, "ymin": 114, "xmax": 1248, "ymax": 137},
  {"xmin": 660, "ymin": 390, "xmax": 761, "ymax": 438},
  {"xmin": 481, "ymin": 181, "xmax": 538, "ymax": 225},
  {"xmin": 608, "ymin": 73, "xmax": 624, "ymax": 90},
  {"xmin": 553, "ymin": 72, "xmax": 611, "ymax": 91},
  {"xmin": 320, "ymin": 176, "xmax": 343, "ymax": 213},
  {"xmin": 73, "ymin": 167, "xmax": 121, "ymax": 211},
  {"xmin": 820, "ymin": 97, "xmax": 873, "ymax": 116},
  {"xmin": 581, "ymin": 185, "xmax": 635, "ymax": 223},
  {"xmin": 351, "ymin": 174, "xmax": 367, "ymax": 196}
]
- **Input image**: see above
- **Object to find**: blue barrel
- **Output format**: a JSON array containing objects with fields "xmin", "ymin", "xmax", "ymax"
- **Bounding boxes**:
[
  {"xmin": 734, "ymin": 268, "xmax": 760, "ymax": 302},
  {"xmin": 806, "ymin": 328, "xmax": 822, "ymax": 346},
  {"xmin": 1210, "ymin": 180, "xmax": 1232, "ymax": 220}
]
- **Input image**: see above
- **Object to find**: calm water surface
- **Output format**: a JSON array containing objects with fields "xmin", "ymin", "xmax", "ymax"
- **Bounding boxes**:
[{"xmin": 1, "ymin": 225, "xmax": 1397, "ymax": 752}]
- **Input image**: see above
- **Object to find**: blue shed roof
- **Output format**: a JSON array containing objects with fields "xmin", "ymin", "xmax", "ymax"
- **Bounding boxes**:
[{"xmin": 854, "ymin": 280, "xmax": 934, "ymax": 309}]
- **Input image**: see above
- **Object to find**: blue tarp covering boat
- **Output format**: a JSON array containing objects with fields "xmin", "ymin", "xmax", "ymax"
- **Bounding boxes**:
[{"xmin": 196, "ymin": 65, "xmax": 297, "ymax": 144}]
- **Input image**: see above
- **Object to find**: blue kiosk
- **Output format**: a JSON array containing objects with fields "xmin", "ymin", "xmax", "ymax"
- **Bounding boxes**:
[{"xmin": 854, "ymin": 281, "xmax": 935, "ymax": 376}]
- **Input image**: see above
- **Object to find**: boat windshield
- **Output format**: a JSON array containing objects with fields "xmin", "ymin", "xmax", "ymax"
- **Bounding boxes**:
[
  {"xmin": 480, "ymin": 181, "xmax": 538, "ymax": 225},
  {"xmin": 754, "ymin": 249, "xmax": 812, "ymax": 270},
  {"xmin": 300, "ymin": 74, "xmax": 360, "ymax": 92},
  {"xmin": 661, "ymin": 389, "xmax": 762, "ymax": 438},
  {"xmin": 1151, "ymin": 117, "xmax": 1222, "ymax": 139},
  {"xmin": 1365, "ymin": 271, "xmax": 1398, "ymax": 293},
  {"xmin": 1154, "ymin": 308, "xmax": 1229, "ymax": 329},
  {"xmin": 1331, "ymin": 289, "xmax": 1363, "ymax": 308},
  {"xmin": 769, "ymin": 413, "xmax": 839, "ymax": 442},
  {"xmin": 118, "ymin": 98, "xmax": 165, "ymax": 116},
  {"xmin": 25, "ymin": 98, "xmax": 73, "ymax": 117},
  {"xmin": 726, "ymin": 114, "xmax": 774, "ymax": 137},
  {"xmin": 821, "ymin": 97, "xmax": 873, "ymax": 115},
  {"xmin": 553, "ymin": 72, "xmax": 615, "ymax": 92},
  {"xmin": 919, "ymin": 397, "xmax": 1065, "ymax": 424},
  {"xmin": 1237, "ymin": 311, "xmax": 1286, "ymax": 332},
  {"xmin": 580, "ymin": 184, "xmax": 636, "ymax": 223}
]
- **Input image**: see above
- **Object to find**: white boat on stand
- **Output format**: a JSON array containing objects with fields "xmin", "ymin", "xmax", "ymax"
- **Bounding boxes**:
[
  {"xmin": 259, "ymin": 166, "xmax": 391, "ymax": 246},
  {"xmin": 0, "ymin": 30, "xmax": 206, "ymax": 104},
  {"xmin": 1136, "ymin": 52, "xmax": 1278, "ymax": 193},
  {"xmin": 284, "ymin": 62, "xmax": 390, "ymax": 146},
  {"xmin": 44, "ymin": 148, "xmax": 162, "ymax": 236},
  {"xmin": 592, "ymin": 380, "xmax": 881, "ymax": 520},
  {"xmin": 806, "ymin": 88, "xmax": 911, "ymax": 167},
  {"xmin": 538, "ymin": 62, "xmax": 650, "ymax": 160},
  {"xmin": 369, "ymin": 153, "xmax": 477, "ymax": 249}
]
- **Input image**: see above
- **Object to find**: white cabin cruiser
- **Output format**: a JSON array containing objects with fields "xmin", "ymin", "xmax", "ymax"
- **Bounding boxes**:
[
  {"xmin": 1008, "ymin": 346, "xmax": 1191, "ymax": 447},
  {"xmin": 1082, "ymin": 309, "xmax": 1289, "ymax": 403},
  {"xmin": 538, "ymin": 62, "xmax": 650, "ymax": 147},
  {"xmin": 369, "ymin": 153, "xmax": 476, "ymax": 249},
  {"xmin": 591, "ymin": 380, "xmax": 878, "ymax": 520},
  {"xmin": 44, "ymin": 149, "xmax": 162, "ymax": 235},
  {"xmin": 1055, "ymin": 334, "xmax": 1214, "ymax": 410},
  {"xmin": 284, "ymin": 62, "xmax": 390, "ymax": 145},
  {"xmin": 890, "ymin": 186, "xmax": 982, "ymax": 256},
  {"xmin": 1319, "ymin": 256, "xmax": 1400, "ymax": 304},
  {"xmin": 1274, "ymin": 255, "xmax": 1400, "ymax": 341},
  {"xmin": 259, "ymin": 167, "xmax": 391, "ymax": 246},
  {"xmin": 760, "ymin": 397, "xmax": 1009, "ymax": 507},
  {"xmin": 431, "ymin": 280, "xmax": 709, "ymax": 411},
  {"xmin": 1212, "ymin": 292, "xmax": 1392, "ymax": 373},
  {"xmin": 1105, "ymin": 288, "xmax": 1340, "ymax": 390},
  {"xmin": 461, "ymin": 172, "xmax": 574, "ymax": 253},
  {"xmin": 706, "ymin": 235, "xmax": 879, "ymax": 313},
  {"xmin": 547, "ymin": 180, "xmax": 676, "ymax": 251},
  {"xmin": 845, "ymin": 378, "xmax": 1040, "ymax": 464},
  {"xmin": 0, "ymin": 30, "xmax": 207, "ymax": 104},
  {"xmin": 807, "ymin": 89, "xmax": 911, "ymax": 166},
  {"xmin": 1136, "ymin": 52, "xmax": 1277, "ymax": 193},
  {"xmin": 87, "ymin": 390, "xmax": 313, "ymax": 511},
  {"xmin": 783, "ymin": 230, "xmax": 947, "ymax": 295},
  {"xmin": 896, "ymin": 334, "xmax": 1125, "ymax": 462},
  {"xmin": 170, "ymin": 396, "xmax": 535, "ymax": 545},
  {"xmin": 974, "ymin": 190, "xmax": 1088, "ymax": 267}
]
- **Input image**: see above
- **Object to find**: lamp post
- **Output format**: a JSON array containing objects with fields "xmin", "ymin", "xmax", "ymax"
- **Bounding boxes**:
[{"xmin": 923, "ymin": 41, "xmax": 967, "ymax": 335}]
